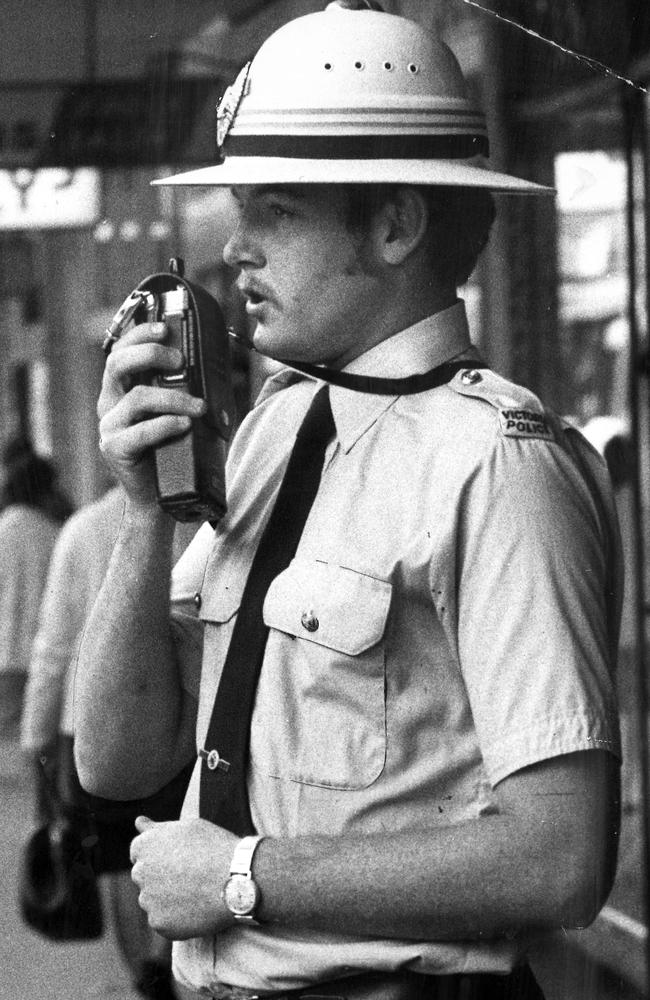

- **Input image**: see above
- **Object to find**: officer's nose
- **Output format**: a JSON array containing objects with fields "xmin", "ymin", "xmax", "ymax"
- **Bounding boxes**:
[{"xmin": 223, "ymin": 223, "xmax": 264, "ymax": 270}]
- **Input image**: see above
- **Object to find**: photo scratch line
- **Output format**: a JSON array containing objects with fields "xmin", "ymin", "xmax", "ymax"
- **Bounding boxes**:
[{"xmin": 461, "ymin": 0, "xmax": 648, "ymax": 94}]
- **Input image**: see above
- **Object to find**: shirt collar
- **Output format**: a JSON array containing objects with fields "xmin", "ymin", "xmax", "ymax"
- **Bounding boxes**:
[
  {"xmin": 341, "ymin": 300, "xmax": 472, "ymax": 379},
  {"xmin": 332, "ymin": 300, "xmax": 474, "ymax": 452},
  {"xmin": 256, "ymin": 300, "xmax": 476, "ymax": 453}
]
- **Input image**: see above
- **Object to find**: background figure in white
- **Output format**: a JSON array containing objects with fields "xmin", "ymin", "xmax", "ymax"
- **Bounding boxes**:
[
  {"xmin": 602, "ymin": 429, "xmax": 643, "ymax": 813},
  {"xmin": 21, "ymin": 484, "xmax": 196, "ymax": 999},
  {"xmin": 0, "ymin": 441, "xmax": 72, "ymax": 741},
  {"xmin": 582, "ymin": 416, "xmax": 644, "ymax": 813}
]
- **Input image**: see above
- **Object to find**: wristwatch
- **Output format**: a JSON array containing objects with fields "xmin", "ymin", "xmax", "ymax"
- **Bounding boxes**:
[{"xmin": 222, "ymin": 835, "xmax": 265, "ymax": 924}]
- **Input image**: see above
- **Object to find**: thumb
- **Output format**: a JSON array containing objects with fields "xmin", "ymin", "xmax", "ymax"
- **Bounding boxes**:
[{"xmin": 135, "ymin": 814, "xmax": 157, "ymax": 833}]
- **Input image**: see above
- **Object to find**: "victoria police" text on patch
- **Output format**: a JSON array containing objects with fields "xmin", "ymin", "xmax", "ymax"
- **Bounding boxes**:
[{"xmin": 498, "ymin": 409, "xmax": 553, "ymax": 439}]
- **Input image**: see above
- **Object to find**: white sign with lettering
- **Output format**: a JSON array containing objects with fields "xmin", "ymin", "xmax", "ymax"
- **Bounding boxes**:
[{"xmin": 0, "ymin": 168, "xmax": 99, "ymax": 229}]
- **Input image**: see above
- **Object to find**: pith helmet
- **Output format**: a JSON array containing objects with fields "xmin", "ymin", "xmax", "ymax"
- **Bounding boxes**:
[{"xmin": 156, "ymin": 1, "xmax": 550, "ymax": 194}]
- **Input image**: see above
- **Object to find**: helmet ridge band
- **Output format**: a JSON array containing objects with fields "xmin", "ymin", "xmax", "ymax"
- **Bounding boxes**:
[{"xmin": 222, "ymin": 133, "xmax": 489, "ymax": 160}]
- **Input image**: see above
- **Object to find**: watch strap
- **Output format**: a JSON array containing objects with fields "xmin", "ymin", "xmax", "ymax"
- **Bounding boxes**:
[{"xmin": 230, "ymin": 834, "xmax": 264, "ymax": 877}]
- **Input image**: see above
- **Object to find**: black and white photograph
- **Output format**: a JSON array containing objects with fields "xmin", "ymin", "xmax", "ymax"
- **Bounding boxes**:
[{"xmin": 0, "ymin": 3, "xmax": 648, "ymax": 999}]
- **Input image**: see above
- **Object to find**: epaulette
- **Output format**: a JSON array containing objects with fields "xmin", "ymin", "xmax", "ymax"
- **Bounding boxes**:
[{"xmin": 448, "ymin": 367, "xmax": 554, "ymax": 442}]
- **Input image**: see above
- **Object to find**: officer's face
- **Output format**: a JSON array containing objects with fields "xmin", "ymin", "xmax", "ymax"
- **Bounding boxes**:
[{"xmin": 223, "ymin": 184, "xmax": 384, "ymax": 367}]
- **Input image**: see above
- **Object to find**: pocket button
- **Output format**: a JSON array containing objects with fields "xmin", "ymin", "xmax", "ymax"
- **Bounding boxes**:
[{"xmin": 300, "ymin": 611, "xmax": 319, "ymax": 633}]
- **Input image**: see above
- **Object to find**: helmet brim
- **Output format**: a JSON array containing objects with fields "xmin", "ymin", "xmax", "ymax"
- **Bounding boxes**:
[{"xmin": 152, "ymin": 157, "xmax": 553, "ymax": 195}]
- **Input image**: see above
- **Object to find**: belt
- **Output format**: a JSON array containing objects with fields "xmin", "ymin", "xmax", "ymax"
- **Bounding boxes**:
[{"xmin": 208, "ymin": 966, "xmax": 545, "ymax": 1000}]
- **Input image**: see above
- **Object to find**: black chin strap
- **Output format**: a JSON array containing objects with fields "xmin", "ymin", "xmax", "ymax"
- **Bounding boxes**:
[
  {"xmin": 279, "ymin": 357, "xmax": 489, "ymax": 395},
  {"xmin": 227, "ymin": 329, "xmax": 487, "ymax": 395}
]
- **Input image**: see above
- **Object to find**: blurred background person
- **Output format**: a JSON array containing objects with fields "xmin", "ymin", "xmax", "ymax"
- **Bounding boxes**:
[
  {"xmin": 582, "ymin": 417, "xmax": 641, "ymax": 813},
  {"xmin": 0, "ymin": 440, "xmax": 72, "ymax": 741},
  {"xmin": 603, "ymin": 426, "xmax": 641, "ymax": 814},
  {"xmin": 20, "ymin": 480, "xmax": 187, "ymax": 999}
]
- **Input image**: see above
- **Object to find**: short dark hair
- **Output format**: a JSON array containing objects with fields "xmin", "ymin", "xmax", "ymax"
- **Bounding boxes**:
[
  {"xmin": 423, "ymin": 186, "xmax": 496, "ymax": 286},
  {"xmin": 1, "ymin": 448, "xmax": 73, "ymax": 522},
  {"xmin": 344, "ymin": 183, "xmax": 495, "ymax": 288}
]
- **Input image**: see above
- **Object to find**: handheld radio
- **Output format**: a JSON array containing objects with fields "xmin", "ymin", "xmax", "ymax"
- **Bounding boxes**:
[{"xmin": 103, "ymin": 258, "xmax": 236, "ymax": 523}]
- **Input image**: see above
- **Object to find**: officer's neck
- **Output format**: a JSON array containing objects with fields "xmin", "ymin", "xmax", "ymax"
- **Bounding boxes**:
[{"xmin": 368, "ymin": 271, "xmax": 457, "ymax": 348}]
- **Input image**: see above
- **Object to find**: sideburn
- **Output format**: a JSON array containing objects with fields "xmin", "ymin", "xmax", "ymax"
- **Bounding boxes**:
[{"xmin": 343, "ymin": 183, "xmax": 399, "ymax": 276}]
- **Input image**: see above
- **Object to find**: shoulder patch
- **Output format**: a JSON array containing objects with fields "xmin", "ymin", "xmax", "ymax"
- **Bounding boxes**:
[
  {"xmin": 449, "ymin": 368, "xmax": 554, "ymax": 442},
  {"xmin": 498, "ymin": 408, "xmax": 553, "ymax": 440}
]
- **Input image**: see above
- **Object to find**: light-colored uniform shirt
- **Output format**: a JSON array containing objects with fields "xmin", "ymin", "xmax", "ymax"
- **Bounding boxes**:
[{"xmin": 170, "ymin": 302, "xmax": 621, "ymax": 997}]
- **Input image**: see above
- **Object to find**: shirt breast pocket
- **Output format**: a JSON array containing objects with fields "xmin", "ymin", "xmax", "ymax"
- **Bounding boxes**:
[{"xmin": 252, "ymin": 559, "xmax": 392, "ymax": 789}]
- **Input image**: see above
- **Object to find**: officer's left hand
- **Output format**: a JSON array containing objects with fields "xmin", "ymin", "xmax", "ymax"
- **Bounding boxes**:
[{"xmin": 130, "ymin": 815, "xmax": 239, "ymax": 939}]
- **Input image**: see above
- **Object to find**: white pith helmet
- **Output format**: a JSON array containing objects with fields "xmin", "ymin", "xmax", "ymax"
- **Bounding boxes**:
[{"xmin": 155, "ymin": 1, "xmax": 551, "ymax": 194}]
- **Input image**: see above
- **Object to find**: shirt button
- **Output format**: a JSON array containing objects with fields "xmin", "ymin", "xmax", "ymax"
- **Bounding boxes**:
[
  {"xmin": 300, "ymin": 611, "xmax": 319, "ymax": 632},
  {"xmin": 461, "ymin": 369, "xmax": 482, "ymax": 386},
  {"xmin": 194, "ymin": 592, "xmax": 202, "ymax": 609},
  {"xmin": 200, "ymin": 747, "xmax": 230, "ymax": 771}
]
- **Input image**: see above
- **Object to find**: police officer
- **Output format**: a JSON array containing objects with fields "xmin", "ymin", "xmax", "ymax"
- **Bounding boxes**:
[{"xmin": 74, "ymin": 5, "xmax": 622, "ymax": 999}]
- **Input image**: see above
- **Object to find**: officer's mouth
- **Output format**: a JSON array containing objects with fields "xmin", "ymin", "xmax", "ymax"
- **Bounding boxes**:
[
  {"xmin": 239, "ymin": 281, "xmax": 275, "ymax": 316},
  {"xmin": 245, "ymin": 293, "xmax": 266, "ymax": 316}
]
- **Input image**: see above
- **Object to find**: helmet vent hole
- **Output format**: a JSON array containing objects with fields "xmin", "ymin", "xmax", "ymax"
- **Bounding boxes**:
[
  {"xmin": 408, "ymin": 62, "xmax": 420, "ymax": 74},
  {"xmin": 324, "ymin": 62, "xmax": 333, "ymax": 71},
  {"xmin": 383, "ymin": 61, "xmax": 393, "ymax": 71}
]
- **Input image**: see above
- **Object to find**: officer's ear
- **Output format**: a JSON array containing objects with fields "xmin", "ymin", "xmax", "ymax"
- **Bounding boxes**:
[{"xmin": 374, "ymin": 186, "xmax": 429, "ymax": 265}]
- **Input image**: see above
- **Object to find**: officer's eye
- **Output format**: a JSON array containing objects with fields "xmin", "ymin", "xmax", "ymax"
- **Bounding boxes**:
[{"xmin": 270, "ymin": 203, "xmax": 293, "ymax": 219}]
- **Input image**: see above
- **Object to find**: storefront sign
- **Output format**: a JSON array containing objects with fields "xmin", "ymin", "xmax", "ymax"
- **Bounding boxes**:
[{"xmin": 0, "ymin": 168, "xmax": 99, "ymax": 229}]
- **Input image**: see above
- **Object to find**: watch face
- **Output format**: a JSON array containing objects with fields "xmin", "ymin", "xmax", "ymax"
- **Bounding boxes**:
[{"xmin": 224, "ymin": 874, "xmax": 260, "ymax": 916}]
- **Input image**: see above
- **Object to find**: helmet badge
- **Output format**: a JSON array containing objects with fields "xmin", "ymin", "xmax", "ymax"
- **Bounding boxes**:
[{"xmin": 216, "ymin": 62, "xmax": 251, "ymax": 159}]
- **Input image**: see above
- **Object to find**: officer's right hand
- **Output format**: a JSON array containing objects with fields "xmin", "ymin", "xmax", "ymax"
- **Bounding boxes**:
[{"xmin": 98, "ymin": 322, "xmax": 206, "ymax": 507}]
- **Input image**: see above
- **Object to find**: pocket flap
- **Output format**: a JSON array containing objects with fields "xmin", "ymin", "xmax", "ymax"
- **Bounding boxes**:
[{"xmin": 263, "ymin": 560, "xmax": 391, "ymax": 655}]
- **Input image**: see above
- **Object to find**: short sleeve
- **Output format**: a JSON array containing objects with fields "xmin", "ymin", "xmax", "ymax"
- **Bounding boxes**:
[{"xmin": 456, "ymin": 434, "xmax": 620, "ymax": 786}]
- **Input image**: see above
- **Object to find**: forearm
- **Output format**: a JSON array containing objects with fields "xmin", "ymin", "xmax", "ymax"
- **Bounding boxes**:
[
  {"xmin": 255, "ymin": 822, "xmax": 565, "ymax": 941},
  {"xmin": 74, "ymin": 499, "xmax": 193, "ymax": 798},
  {"xmin": 130, "ymin": 754, "xmax": 616, "ymax": 944},
  {"xmin": 252, "ymin": 752, "xmax": 617, "ymax": 941}
]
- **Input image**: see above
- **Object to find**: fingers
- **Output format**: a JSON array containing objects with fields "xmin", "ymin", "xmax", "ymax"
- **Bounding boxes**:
[
  {"xmin": 107, "ymin": 320, "xmax": 170, "ymax": 353},
  {"xmin": 130, "ymin": 836, "xmax": 141, "ymax": 867},
  {"xmin": 104, "ymin": 342, "xmax": 184, "ymax": 395},
  {"xmin": 129, "ymin": 816, "xmax": 156, "ymax": 867},
  {"xmin": 98, "ymin": 322, "xmax": 184, "ymax": 420},
  {"xmin": 98, "ymin": 322, "xmax": 205, "ymax": 438},
  {"xmin": 99, "ymin": 396, "xmax": 202, "ymax": 471},
  {"xmin": 99, "ymin": 384, "xmax": 204, "ymax": 459},
  {"xmin": 96, "ymin": 321, "xmax": 205, "ymax": 501},
  {"xmin": 135, "ymin": 814, "xmax": 156, "ymax": 833}
]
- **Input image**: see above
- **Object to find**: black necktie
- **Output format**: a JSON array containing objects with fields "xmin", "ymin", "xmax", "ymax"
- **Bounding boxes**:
[{"xmin": 199, "ymin": 385, "xmax": 334, "ymax": 834}]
